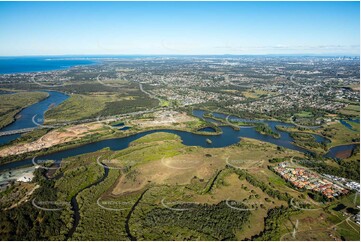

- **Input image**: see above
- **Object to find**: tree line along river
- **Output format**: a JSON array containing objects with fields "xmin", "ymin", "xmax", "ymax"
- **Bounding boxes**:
[{"xmin": 0, "ymin": 91, "xmax": 358, "ymax": 172}]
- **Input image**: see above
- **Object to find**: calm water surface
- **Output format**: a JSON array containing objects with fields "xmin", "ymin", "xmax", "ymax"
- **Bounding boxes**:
[
  {"xmin": 0, "ymin": 109, "xmax": 356, "ymax": 171},
  {"xmin": 0, "ymin": 91, "xmax": 69, "ymax": 145},
  {"xmin": 0, "ymin": 57, "xmax": 95, "ymax": 74},
  {"xmin": 198, "ymin": 127, "xmax": 217, "ymax": 132}
]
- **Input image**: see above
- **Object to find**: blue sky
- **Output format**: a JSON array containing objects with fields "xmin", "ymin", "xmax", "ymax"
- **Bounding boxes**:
[{"xmin": 0, "ymin": 1, "xmax": 359, "ymax": 56}]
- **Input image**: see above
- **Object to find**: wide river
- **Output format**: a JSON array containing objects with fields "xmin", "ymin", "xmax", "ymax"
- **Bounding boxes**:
[
  {"xmin": 0, "ymin": 91, "xmax": 69, "ymax": 145},
  {"xmin": 0, "ymin": 91, "xmax": 357, "ymax": 171}
]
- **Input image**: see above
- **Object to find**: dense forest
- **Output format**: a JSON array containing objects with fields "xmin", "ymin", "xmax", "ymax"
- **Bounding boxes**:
[
  {"xmin": 252, "ymin": 206, "xmax": 297, "ymax": 240},
  {"xmin": 140, "ymin": 201, "xmax": 251, "ymax": 240},
  {"xmin": 0, "ymin": 169, "xmax": 68, "ymax": 240}
]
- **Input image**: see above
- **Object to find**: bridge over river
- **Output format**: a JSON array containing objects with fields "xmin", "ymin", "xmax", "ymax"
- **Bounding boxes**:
[{"xmin": 0, "ymin": 127, "xmax": 37, "ymax": 137}]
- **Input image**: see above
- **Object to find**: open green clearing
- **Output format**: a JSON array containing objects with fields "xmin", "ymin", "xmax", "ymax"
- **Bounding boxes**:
[
  {"xmin": 277, "ymin": 121, "xmax": 359, "ymax": 149},
  {"xmin": 294, "ymin": 111, "xmax": 314, "ymax": 118},
  {"xmin": 0, "ymin": 132, "xmax": 359, "ymax": 241},
  {"xmin": 339, "ymin": 104, "xmax": 360, "ymax": 116},
  {"xmin": 45, "ymin": 91, "xmax": 158, "ymax": 123},
  {"xmin": 320, "ymin": 122, "xmax": 359, "ymax": 147}
]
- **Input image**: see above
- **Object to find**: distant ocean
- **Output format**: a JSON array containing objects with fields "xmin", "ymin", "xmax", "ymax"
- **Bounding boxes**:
[{"xmin": 0, "ymin": 57, "xmax": 96, "ymax": 74}]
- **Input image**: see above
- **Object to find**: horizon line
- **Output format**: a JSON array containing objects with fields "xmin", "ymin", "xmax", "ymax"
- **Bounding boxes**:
[{"xmin": 0, "ymin": 53, "xmax": 360, "ymax": 58}]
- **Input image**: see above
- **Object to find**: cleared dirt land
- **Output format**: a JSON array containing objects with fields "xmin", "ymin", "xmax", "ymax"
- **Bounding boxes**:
[{"xmin": 0, "ymin": 122, "xmax": 106, "ymax": 157}]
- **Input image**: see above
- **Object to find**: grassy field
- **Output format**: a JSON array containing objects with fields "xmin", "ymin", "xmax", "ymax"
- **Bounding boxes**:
[
  {"xmin": 0, "ymin": 91, "xmax": 48, "ymax": 128},
  {"xmin": 160, "ymin": 99, "xmax": 170, "ymax": 107},
  {"xmin": 2, "ymin": 128, "xmax": 355, "ymax": 240},
  {"xmin": 279, "ymin": 195, "xmax": 360, "ymax": 241},
  {"xmin": 339, "ymin": 104, "xmax": 360, "ymax": 116},
  {"xmin": 242, "ymin": 90, "xmax": 276, "ymax": 99},
  {"xmin": 277, "ymin": 121, "xmax": 359, "ymax": 148},
  {"xmin": 45, "ymin": 133, "xmax": 319, "ymax": 240},
  {"xmin": 294, "ymin": 111, "xmax": 314, "ymax": 118},
  {"xmin": 45, "ymin": 93, "xmax": 136, "ymax": 122},
  {"xmin": 290, "ymin": 132, "xmax": 327, "ymax": 154},
  {"xmin": 45, "ymin": 94, "xmax": 108, "ymax": 122},
  {"xmin": 320, "ymin": 122, "xmax": 360, "ymax": 147},
  {"xmin": 45, "ymin": 91, "xmax": 158, "ymax": 123}
]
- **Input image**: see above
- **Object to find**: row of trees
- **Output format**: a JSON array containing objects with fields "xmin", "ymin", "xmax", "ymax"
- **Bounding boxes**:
[{"xmin": 231, "ymin": 167, "xmax": 292, "ymax": 202}]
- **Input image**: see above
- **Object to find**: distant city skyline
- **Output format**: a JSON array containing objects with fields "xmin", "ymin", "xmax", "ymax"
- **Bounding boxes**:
[{"xmin": 0, "ymin": 1, "xmax": 359, "ymax": 56}]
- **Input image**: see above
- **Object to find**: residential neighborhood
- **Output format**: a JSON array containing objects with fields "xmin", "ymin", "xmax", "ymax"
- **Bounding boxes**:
[{"xmin": 273, "ymin": 163, "xmax": 349, "ymax": 199}]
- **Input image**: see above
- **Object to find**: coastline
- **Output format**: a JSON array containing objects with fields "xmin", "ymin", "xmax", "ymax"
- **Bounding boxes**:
[{"xmin": 0, "ymin": 57, "xmax": 98, "ymax": 75}]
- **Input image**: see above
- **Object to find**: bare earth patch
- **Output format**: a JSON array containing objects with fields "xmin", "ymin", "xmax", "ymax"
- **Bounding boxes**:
[
  {"xmin": 130, "ymin": 110, "xmax": 198, "ymax": 129},
  {"xmin": 111, "ymin": 152, "xmax": 224, "ymax": 196},
  {"xmin": 0, "ymin": 122, "xmax": 105, "ymax": 157}
]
